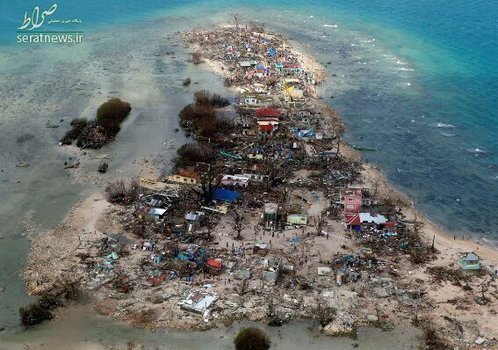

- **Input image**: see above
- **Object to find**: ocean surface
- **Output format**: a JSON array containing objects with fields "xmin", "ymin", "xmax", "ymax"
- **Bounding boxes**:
[{"xmin": 0, "ymin": 0, "xmax": 496, "ymax": 344}]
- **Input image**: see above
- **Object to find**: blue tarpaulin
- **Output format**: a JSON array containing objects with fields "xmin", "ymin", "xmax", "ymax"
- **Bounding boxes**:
[
  {"xmin": 213, "ymin": 188, "xmax": 240, "ymax": 203},
  {"xmin": 294, "ymin": 128, "xmax": 316, "ymax": 138}
]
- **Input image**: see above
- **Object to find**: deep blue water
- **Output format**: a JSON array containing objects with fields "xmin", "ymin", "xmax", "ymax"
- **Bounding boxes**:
[{"xmin": 1, "ymin": 0, "xmax": 497, "ymax": 238}]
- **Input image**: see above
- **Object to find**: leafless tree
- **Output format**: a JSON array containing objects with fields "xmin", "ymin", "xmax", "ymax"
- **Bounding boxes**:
[
  {"xmin": 372, "ymin": 180, "xmax": 380, "ymax": 199},
  {"xmin": 231, "ymin": 208, "xmax": 246, "ymax": 240},
  {"xmin": 313, "ymin": 215, "xmax": 326, "ymax": 236},
  {"xmin": 203, "ymin": 212, "xmax": 216, "ymax": 241},
  {"xmin": 265, "ymin": 156, "xmax": 286, "ymax": 192},
  {"xmin": 193, "ymin": 163, "xmax": 221, "ymax": 205},
  {"xmin": 229, "ymin": 13, "xmax": 240, "ymax": 30}
]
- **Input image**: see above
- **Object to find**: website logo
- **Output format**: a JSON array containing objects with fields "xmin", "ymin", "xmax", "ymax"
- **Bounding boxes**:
[{"xmin": 17, "ymin": 3, "xmax": 83, "ymax": 44}]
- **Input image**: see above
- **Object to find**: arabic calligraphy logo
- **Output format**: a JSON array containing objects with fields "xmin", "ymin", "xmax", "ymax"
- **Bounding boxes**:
[
  {"xmin": 17, "ymin": 3, "xmax": 83, "ymax": 44},
  {"xmin": 18, "ymin": 3, "xmax": 58, "ymax": 31}
]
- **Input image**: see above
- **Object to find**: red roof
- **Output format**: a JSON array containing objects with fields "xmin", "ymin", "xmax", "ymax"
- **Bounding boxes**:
[
  {"xmin": 256, "ymin": 108, "xmax": 281, "ymax": 118},
  {"xmin": 207, "ymin": 259, "xmax": 222, "ymax": 268},
  {"xmin": 284, "ymin": 63, "xmax": 300, "ymax": 69},
  {"xmin": 259, "ymin": 124, "xmax": 274, "ymax": 132},
  {"xmin": 345, "ymin": 213, "xmax": 360, "ymax": 226}
]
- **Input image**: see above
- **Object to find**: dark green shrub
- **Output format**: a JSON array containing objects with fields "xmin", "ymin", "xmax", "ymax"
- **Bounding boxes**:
[
  {"xmin": 19, "ymin": 303, "xmax": 53, "ymax": 327},
  {"xmin": 96, "ymin": 98, "xmax": 131, "ymax": 126},
  {"xmin": 234, "ymin": 327, "xmax": 270, "ymax": 350}
]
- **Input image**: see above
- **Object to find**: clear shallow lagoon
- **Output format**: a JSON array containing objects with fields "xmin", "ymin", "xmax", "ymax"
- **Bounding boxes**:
[{"xmin": 0, "ymin": 0, "xmax": 496, "ymax": 343}]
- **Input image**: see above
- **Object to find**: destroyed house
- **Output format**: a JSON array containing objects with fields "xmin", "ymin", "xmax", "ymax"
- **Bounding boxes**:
[
  {"xmin": 262, "ymin": 257, "xmax": 282, "ymax": 284},
  {"xmin": 294, "ymin": 128, "xmax": 315, "ymax": 138},
  {"xmin": 241, "ymin": 122, "xmax": 256, "ymax": 136},
  {"xmin": 283, "ymin": 63, "xmax": 303, "ymax": 73},
  {"xmin": 241, "ymin": 173, "xmax": 268, "ymax": 182},
  {"xmin": 176, "ymin": 245, "xmax": 207, "ymax": 265},
  {"xmin": 342, "ymin": 186, "xmax": 363, "ymax": 213},
  {"xmin": 179, "ymin": 291, "xmax": 217, "ymax": 314},
  {"xmin": 149, "ymin": 207, "xmax": 167, "ymax": 220},
  {"xmin": 167, "ymin": 170, "xmax": 200, "ymax": 185},
  {"xmin": 221, "ymin": 174, "xmax": 250, "ymax": 187},
  {"xmin": 286, "ymin": 214, "xmax": 308, "ymax": 226},
  {"xmin": 134, "ymin": 206, "xmax": 167, "ymax": 220},
  {"xmin": 346, "ymin": 213, "xmax": 392, "ymax": 231},
  {"xmin": 242, "ymin": 96, "xmax": 262, "ymax": 107},
  {"xmin": 247, "ymin": 147, "xmax": 265, "ymax": 160},
  {"xmin": 239, "ymin": 60, "xmax": 257, "ymax": 68},
  {"xmin": 457, "ymin": 252, "xmax": 481, "ymax": 271},
  {"xmin": 253, "ymin": 242, "xmax": 271, "ymax": 256},
  {"xmin": 205, "ymin": 258, "xmax": 223, "ymax": 274},
  {"xmin": 264, "ymin": 203, "xmax": 278, "ymax": 227},
  {"xmin": 185, "ymin": 211, "xmax": 204, "ymax": 231}
]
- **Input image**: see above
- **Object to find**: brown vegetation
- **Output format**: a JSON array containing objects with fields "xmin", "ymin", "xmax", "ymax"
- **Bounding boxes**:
[
  {"xmin": 194, "ymin": 90, "xmax": 229, "ymax": 107},
  {"xmin": 191, "ymin": 51, "xmax": 203, "ymax": 64},
  {"xmin": 178, "ymin": 91, "xmax": 233, "ymax": 138},
  {"xmin": 19, "ymin": 280, "xmax": 83, "ymax": 328},
  {"xmin": 60, "ymin": 98, "xmax": 131, "ymax": 149},
  {"xmin": 175, "ymin": 143, "xmax": 217, "ymax": 167},
  {"xmin": 105, "ymin": 179, "xmax": 140, "ymax": 204}
]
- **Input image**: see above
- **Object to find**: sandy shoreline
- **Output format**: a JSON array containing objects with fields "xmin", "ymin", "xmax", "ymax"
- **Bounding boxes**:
[{"xmin": 24, "ymin": 24, "xmax": 498, "ymax": 349}]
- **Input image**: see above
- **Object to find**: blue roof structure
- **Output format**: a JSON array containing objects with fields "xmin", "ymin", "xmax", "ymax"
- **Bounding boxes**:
[{"xmin": 213, "ymin": 188, "xmax": 240, "ymax": 203}]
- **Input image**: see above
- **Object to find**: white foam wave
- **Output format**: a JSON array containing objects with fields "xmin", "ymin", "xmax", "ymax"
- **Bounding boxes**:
[
  {"xmin": 439, "ymin": 132, "xmax": 456, "ymax": 137},
  {"xmin": 436, "ymin": 122, "xmax": 455, "ymax": 128},
  {"xmin": 466, "ymin": 148, "xmax": 488, "ymax": 155},
  {"xmin": 398, "ymin": 67, "xmax": 415, "ymax": 72},
  {"xmin": 323, "ymin": 24, "xmax": 338, "ymax": 28}
]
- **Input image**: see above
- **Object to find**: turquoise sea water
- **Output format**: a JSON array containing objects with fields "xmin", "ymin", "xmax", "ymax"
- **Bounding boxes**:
[
  {"xmin": 0, "ymin": 0, "xmax": 496, "ymax": 340},
  {"xmin": 3, "ymin": 0, "xmax": 495, "ymax": 237}
]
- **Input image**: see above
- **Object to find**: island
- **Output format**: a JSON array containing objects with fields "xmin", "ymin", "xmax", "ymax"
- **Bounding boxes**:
[{"xmin": 24, "ymin": 23, "xmax": 498, "ymax": 350}]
